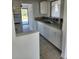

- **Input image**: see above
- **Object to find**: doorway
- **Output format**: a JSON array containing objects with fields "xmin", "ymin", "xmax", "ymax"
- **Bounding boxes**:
[
  {"xmin": 21, "ymin": 8, "xmax": 30, "ymax": 32},
  {"xmin": 21, "ymin": 8, "xmax": 29, "ymax": 25}
]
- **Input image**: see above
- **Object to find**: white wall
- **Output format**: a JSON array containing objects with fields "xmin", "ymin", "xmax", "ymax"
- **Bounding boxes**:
[
  {"xmin": 12, "ymin": 15, "xmax": 16, "ymax": 41},
  {"xmin": 13, "ymin": 0, "xmax": 43, "ymax": 20},
  {"xmin": 61, "ymin": 0, "xmax": 67, "ymax": 59},
  {"xmin": 22, "ymin": 0, "xmax": 48, "ymax": 17},
  {"xmin": 60, "ymin": 0, "xmax": 64, "ymax": 18}
]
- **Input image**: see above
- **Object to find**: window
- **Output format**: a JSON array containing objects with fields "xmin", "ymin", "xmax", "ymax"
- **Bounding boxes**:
[{"xmin": 51, "ymin": 1, "xmax": 60, "ymax": 17}]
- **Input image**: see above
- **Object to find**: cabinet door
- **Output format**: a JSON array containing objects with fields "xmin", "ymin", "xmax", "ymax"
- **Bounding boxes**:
[
  {"xmin": 33, "ymin": 20, "xmax": 38, "ymax": 31},
  {"xmin": 49, "ymin": 29, "xmax": 56, "ymax": 45},
  {"xmin": 37, "ymin": 22, "xmax": 44, "ymax": 35},
  {"xmin": 35, "ymin": 21, "xmax": 38, "ymax": 31},
  {"xmin": 43, "ymin": 24, "xmax": 49, "ymax": 39},
  {"xmin": 55, "ymin": 31, "xmax": 62, "ymax": 50},
  {"xmin": 49, "ymin": 28, "xmax": 61, "ymax": 50},
  {"xmin": 37, "ymin": 22, "xmax": 49, "ymax": 40}
]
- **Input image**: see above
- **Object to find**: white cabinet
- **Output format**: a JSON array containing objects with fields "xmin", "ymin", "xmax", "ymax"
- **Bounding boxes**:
[
  {"xmin": 49, "ymin": 28, "xmax": 61, "ymax": 50},
  {"xmin": 37, "ymin": 22, "xmax": 49, "ymax": 39},
  {"xmin": 37, "ymin": 22, "xmax": 44, "ymax": 34},
  {"xmin": 40, "ymin": 1, "xmax": 47, "ymax": 14},
  {"xmin": 43, "ymin": 24, "xmax": 49, "ymax": 39},
  {"xmin": 49, "ymin": 29, "xmax": 56, "ymax": 46},
  {"xmin": 37, "ymin": 21, "xmax": 61, "ymax": 50},
  {"xmin": 55, "ymin": 32, "xmax": 62, "ymax": 49},
  {"xmin": 13, "ymin": 32, "xmax": 40, "ymax": 59}
]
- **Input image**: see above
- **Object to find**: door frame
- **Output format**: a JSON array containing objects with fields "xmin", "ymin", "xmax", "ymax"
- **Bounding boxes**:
[{"xmin": 21, "ymin": 8, "xmax": 29, "ymax": 25}]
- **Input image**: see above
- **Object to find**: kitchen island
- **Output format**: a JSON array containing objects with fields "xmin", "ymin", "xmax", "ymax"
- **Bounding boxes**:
[{"xmin": 13, "ymin": 32, "xmax": 40, "ymax": 59}]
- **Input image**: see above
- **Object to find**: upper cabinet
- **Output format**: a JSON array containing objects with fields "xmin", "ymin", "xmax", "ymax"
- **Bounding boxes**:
[{"xmin": 40, "ymin": 1, "xmax": 47, "ymax": 14}]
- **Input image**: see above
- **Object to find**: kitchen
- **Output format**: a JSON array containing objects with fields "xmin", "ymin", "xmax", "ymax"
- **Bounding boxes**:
[{"xmin": 12, "ymin": 0, "xmax": 65, "ymax": 59}]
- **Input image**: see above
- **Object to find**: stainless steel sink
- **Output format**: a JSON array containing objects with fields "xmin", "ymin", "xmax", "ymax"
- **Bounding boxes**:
[{"xmin": 43, "ymin": 20, "xmax": 54, "ymax": 24}]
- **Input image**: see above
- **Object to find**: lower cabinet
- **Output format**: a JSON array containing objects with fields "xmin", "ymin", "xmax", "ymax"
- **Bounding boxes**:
[
  {"xmin": 42, "ymin": 24, "xmax": 49, "ymax": 40},
  {"xmin": 37, "ymin": 22, "xmax": 49, "ymax": 39},
  {"xmin": 37, "ymin": 21, "xmax": 61, "ymax": 50},
  {"xmin": 37, "ymin": 22, "xmax": 44, "ymax": 34},
  {"xmin": 49, "ymin": 29, "xmax": 61, "ymax": 50}
]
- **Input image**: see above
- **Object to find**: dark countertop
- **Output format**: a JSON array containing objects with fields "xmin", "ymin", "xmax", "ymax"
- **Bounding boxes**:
[
  {"xmin": 35, "ymin": 17, "xmax": 63, "ymax": 30},
  {"xmin": 36, "ymin": 20, "xmax": 62, "ymax": 31}
]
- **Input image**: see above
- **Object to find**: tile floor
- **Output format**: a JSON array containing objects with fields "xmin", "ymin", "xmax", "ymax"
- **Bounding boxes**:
[{"xmin": 40, "ymin": 35, "xmax": 61, "ymax": 59}]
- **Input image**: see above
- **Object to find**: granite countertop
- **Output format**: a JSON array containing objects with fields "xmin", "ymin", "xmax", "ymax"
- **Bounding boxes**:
[
  {"xmin": 16, "ymin": 31, "xmax": 39, "ymax": 37},
  {"xmin": 35, "ymin": 17, "xmax": 63, "ymax": 30},
  {"xmin": 36, "ymin": 19, "xmax": 62, "ymax": 31}
]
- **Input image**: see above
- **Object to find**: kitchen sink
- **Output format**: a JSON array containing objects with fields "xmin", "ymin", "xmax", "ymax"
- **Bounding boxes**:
[{"xmin": 43, "ymin": 20, "xmax": 54, "ymax": 24}]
